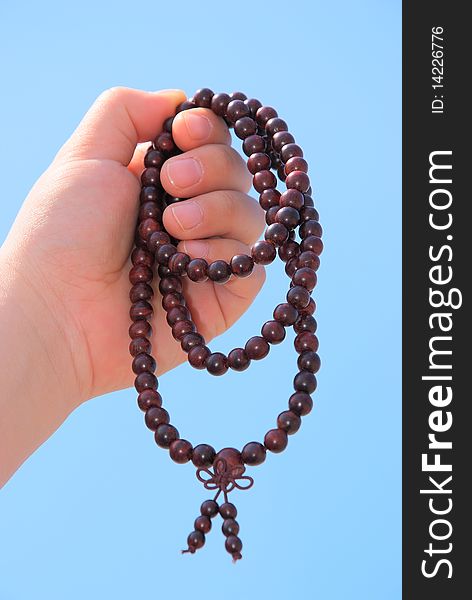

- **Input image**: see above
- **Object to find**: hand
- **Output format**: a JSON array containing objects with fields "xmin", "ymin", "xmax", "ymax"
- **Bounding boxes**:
[{"xmin": 0, "ymin": 87, "xmax": 265, "ymax": 484}]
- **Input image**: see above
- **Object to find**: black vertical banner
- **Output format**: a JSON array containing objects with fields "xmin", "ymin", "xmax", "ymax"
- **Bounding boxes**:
[{"xmin": 403, "ymin": 2, "xmax": 469, "ymax": 598}]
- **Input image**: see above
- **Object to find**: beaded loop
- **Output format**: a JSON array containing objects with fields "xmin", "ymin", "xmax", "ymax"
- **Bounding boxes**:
[{"xmin": 129, "ymin": 88, "xmax": 322, "ymax": 561}]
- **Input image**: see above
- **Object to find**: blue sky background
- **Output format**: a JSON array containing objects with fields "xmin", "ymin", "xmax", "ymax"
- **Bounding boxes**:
[{"xmin": 0, "ymin": 1, "xmax": 401, "ymax": 598}]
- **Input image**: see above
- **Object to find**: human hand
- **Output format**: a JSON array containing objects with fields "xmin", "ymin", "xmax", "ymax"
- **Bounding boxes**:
[{"xmin": 1, "ymin": 87, "xmax": 265, "ymax": 411}]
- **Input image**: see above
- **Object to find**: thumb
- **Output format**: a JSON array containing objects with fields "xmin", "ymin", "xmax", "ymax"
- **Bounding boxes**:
[{"xmin": 55, "ymin": 87, "xmax": 186, "ymax": 166}]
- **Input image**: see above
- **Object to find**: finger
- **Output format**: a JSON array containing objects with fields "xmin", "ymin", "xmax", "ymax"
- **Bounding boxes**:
[
  {"xmin": 160, "ymin": 144, "xmax": 252, "ymax": 198},
  {"xmin": 171, "ymin": 107, "xmax": 231, "ymax": 150},
  {"xmin": 180, "ymin": 238, "xmax": 266, "ymax": 340},
  {"xmin": 128, "ymin": 142, "xmax": 152, "ymax": 178},
  {"xmin": 55, "ymin": 87, "xmax": 186, "ymax": 165},
  {"xmin": 163, "ymin": 190, "xmax": 265, "ymax": 246}
]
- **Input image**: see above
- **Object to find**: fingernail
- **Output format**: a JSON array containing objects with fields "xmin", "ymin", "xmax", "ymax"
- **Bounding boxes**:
[
  {"xmin": 182, "ymin": 111, "xmax": 212, "ymax": 141},
  {"xmin": 165, "ymin": 157, "xmax": 203, "ymax": 189},
  {"xmin": 170, "ymin": 201, "xmax": 203, "ymax": 230},
  {"xmin": 182, "ymin": 240, "xmax": 210, "ymax": 259}
]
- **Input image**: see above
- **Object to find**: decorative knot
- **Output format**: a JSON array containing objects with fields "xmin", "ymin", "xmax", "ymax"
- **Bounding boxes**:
[{"xmin": 196, "ymin": 457, "xmax": 253, "ymax": 502}]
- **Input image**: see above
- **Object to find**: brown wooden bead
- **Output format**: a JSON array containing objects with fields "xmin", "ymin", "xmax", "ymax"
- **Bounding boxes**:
[
  {"xmin": 186, "ymin": 530, "xmax": 205, "ymax": 550},
  {"xmin": 259, "ymin": 188, "xmax": 281, "ymax": 210},
  {"xmin": 247, "ymin": 152, "xmax": 271, "ymax": 174},
  {"xmin": 130, "ymin": 282, "xmax": 153, "ymax": 303},
  {"xmin": 253, "ymin": 170, "xmax": 277, "ymax": 193},
  {"xmin": 265, "ymin": 223, "xmax": 289, "ymax": 246},
  {"xmin": 230, "ymin": 91, "xmax": 247, "ymax": 101},
  {"xmin": 172, "ymin": 320, "xmax": 196, "ymax": 341},
  {"xmin": 135, "ymin": 372, "xmax": 158, "ymax": 392},
  {"xmin": 222, "ymin": 518, "xmax": 240, "ymax": 537},
  {"xmin": 145, "ymin": 406, "xmax": 170, "ymax": 430},
  {"xmin": 298, "ymin": 251, "xmax": 320, "ymax": 271},
  {"xmin": 244, "ymin": 97, "xmax": 262, "ymax": 118},
  {"xmin": 265, "ymin": 117, "xmax": 288, "ymax": 136},
  {"xmin": 148, "ymin": 231, "xmax": 171, "ymax": 253},
  {"xmin": 261, "ymin": 320, "xmax": 286, "ymax": 344},
  {"xmin": 181, "ymin": 332, "xmax": 205, "ymax": 352},
  {"xmin": 286, "ymin": 170, "xmax": 310, "ymax": 193},
  {"xmin": 300, "ymin": 219, "xmax": 323, "ymax": 239},
  {"xmin": 294, "ymin": 371, "xmax": 317, "ymax": 394},
  {"xmin": 278, "ymin": 239, "xmax": 300, "ymax": 262},
  {"xmin": 195, "ymin": 515, "xmax": 212, "ymax": 533},
  {"xmin": 154, "ymin": 132, "xmax": 176, "ymax": 154},
  {"xmin": 241, "ymin": 441, "xmax": 266, "ymax": 465},
  {"xmin": 141, "ymin": 167, "xmax": 160, "ymax": 187},
  {"xmin": 255, "ymin": 106, "xmax": 278, "ymax": 127},
  {"xmin": 188, "ymin": 345, "xmax": 211, "ymax": 369},
  {"xmin": 156, "ymin": 243, "xmax": 177, "ymax": 266},
  {"xmin": 294, "ymin": 315, "xmax": 317, "ymax": 334},
  {"xmin": 155, "ymin": 423, "xmax": 179, "ymax": 448},
  {"xmin": 264, "ymin": 428, "xmax": 288, "ymax": 453},
  {"xmin": 129, "ymin": 337, "xmax": 151, "ymax": 357},
  {"xmin": 219, "ymin": 502, "xmax": 237, "ymax": 519},
  {"xmin": 280, "ymin": 143, "xmax": 303, "ymax": 162},
  {"xmin": 276, "ymin": 206, "xmax": 300, "ymax": 229},
  {"xmin": 208, "ymin": 260, "xmax": 231, "ymax": 283},
  {"xmin": 272, "ymin": 130, "xmax": 295, "ymax": 152},
  {"xmin": 137, "ymin": 389, "xmax": 162, "ymax": 411},
  {"xmin": 169, "ymin": 439, "xmax": 193, "ymax": 463},
  {"xmin": 214, "ymin": 448, "xmax": 243, "ymax": 472},
  {"xmin": 187, "ymin": 258, "xmax": 209, "ymax": 282},
  {"xmin": 299, "ymin": 298, "xmax": 317, "ymax": 316},
  {"xmin": 145, "ymin": 149, "xmax": 166, "ymax": 169},
  {"xmin": 273, "ymin": 303, "xmax": 298, "ymax": 326},
  {"xmin": 279, "ymin": 189, "xmax": 304, "ymax": 209},
  {"xmin": 131, "ymin": 247, "xmax": 154, "ymax": 268},
  {"xmin": 225, "ymin": 535, "xmax": 242, "ymax": 558},
  {"xmin": 252, "ymin": 240, "xmax": 276, "ymax": 265},
  {"xmin": 200, "ymin": 499, "xmax": 219, "ymax": 517},
  {"xmin": 159, "ymin": 275, "xmax": 183, "ymax": 295},
  {"xmin": 298, "ymin": 351, "xmax": 321, "ymax": 373},
  {"xmin": 193, "ymin": 88, "xmax": 214, "ymax": 108},
  {"xmin": 300, "ymin": 205, "xmax": 319, "ymax": 222},
  {"xmin": 140, "ymin": 186, "xmax": 161, "ymax": 204},
  {"xmin": 243, "ymin": 134, "xmax": 266, "ymax": 156},
  {"xmin": 192, "ymin": 444, "xmax": 216, "ymax": 468},
  {"xmin": 168, "ymin": 252, "xmax": 190, "ymax": 275},
  {"xmin": 211, "ymin": 92, "xmax": 231, "ymax": 116},
  {"xmin": 132, "ymin": 352, "xmax": 156, "ymax": 374},
  {"xmin": 129, "ymin": 319, "xmax": 152, "ymax": 339},
  {"xmin": 294, "ymin": 332, "xmax": 319, "ymax": 353},
  {"xmin": 245, "ymin": 336, "xmax": 270, "ymax": 360},
  {"xmin": 285, "ymin": 256, "xmax": 299, "ymax": 277},
  {"xmin": 291, "ymin": 267, "xmax": 317, "ymax": 292},
  {"xmin": 289, "ymin": 391, "xmax": 313, "ymax": 416},
  {"xmin": 230, "ymin": 254, "xmax": 254, "ymax": 277},
  {"xmin": 130, "ymin": 300, "xmax": 153, "ymax": 321},
  {"xmin": 287, "ymin": 285, "xmax": 311, "ymax": 309},
  {"xmin": 234, "ymin": 116, "xmax": 257, "ymax": 139},
  {"xmin": 206, "ymin": 352, "xmax": 228, "ymax": 375},
  {"xmin": 285, "ymin": 156, "xmax": 308, "ymax": 175},
  {"xmin": 129, "ymin": 265, "xmax": 153, "ymax": 285},
  {"xmin": 301, "ymin": 235, "xmax": 324, "ymax": 255},
  {"xmin": 226, "ymin": 99, "xmax": 250, "ymax": 123},
  {"xmin": 277, "ymin": 410, "xmax": 301, "ymax": 434},
  {"xmin": 227, "ymin": 348, "xmax": 251, "ymax": 372},
  {"xmin": 265, "ymin": 205, "xmax": 279, "ymax": 225},
  {"xmin": 162, "ymin": 291, "xmax": 185, "ymax": 311}
]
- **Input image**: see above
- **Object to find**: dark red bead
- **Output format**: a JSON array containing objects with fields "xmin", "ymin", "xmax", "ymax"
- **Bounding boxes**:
[
  {"xmin": 276, "ymin": 206, "xmax": 300, "ymax": 229},
  {"xmin": 166, "ymin": 306, "xmax": 189, "ymax": 326},
  {"xmin": 265, "ymin": 223, "xmax": 289, "ymax": 246},
  {"xmin": 298, "ymin": 351, "xmax": 321, "ymax": 373},
  {"xmin": 200, "ymin": 499, "xmax": 219, "ymax": 517},
  {"xmin": 285, "ymin": 257, "xmax": 299, "ymax": 277},
  {"xmin": 292, "ymin": 267, "xmax": 317, "ymax": 291},
  {"xmin": 155, "ymin": 423, "xmax": 179, "ymax": 448},
  {"xmin": 294, "ymin": 315, "xmax": 317, "ymax": 334},
  {"xmin": 130, "ymin": 282, "xmax": 153, "ymax": 303},
  {"xmin": 207, "ymin": 260, "xmax": 231, "ymax": 283},
  {"xmin": 230, "ymin": 254, "xmax": 254, "ymax": 277},
  {"xmin": 301, "ymin": 198, "xmax": 317, "ymax": 213},
  {"xmin": 280, "ymin": 143, "xmax": 303, "ymax": 162},
  {"xmin": 131, "ymin": 247, "xmax": 154, "ymax": 268},
  {"xmin": 169, "ymin": 439, "xmax": 193, "ymax": 464},
  {"xmin": 226, "ymin": 99, "xmax": 250, "ymax": 124},
  {"xmin": 244, "ymin": 98, "xmax": 262, "ymax": 118},
  {"xmin": 193, "ymin": 88, "xmax": 214, "ymax": 108},
  {"xmin": 219, "ymin": 502, "xmax": 237, "ymax": 519},
  {"xmin": 278, "ymin": 240, "xmax": 300, "ymax": 263},
  {"xmin": 195, "ymin": 515, "xmax": 212, "ymax": 533},
  {"xmin": 187, "ymin": 258, "xmax": 208, "ymax": 282},
  {"xmin": 225, "ymin": 535, "xmax": 242, "ymax": 558},
  {"xmin": 255, "ymin": 106, "xmax": 278, "ymax": 127},
  {"xmin": 141, "ymin": 167, "xmax": 160, "ymax": 187},
  {"xmin": 280, "ymin": 189, "xmax": 304, "ymax": 210},
  {"xmin": 162, "ymin": 291, "xmax": 185, "ymax": 311},
  {"xmin": 148, "ymin": 231, "xmax": 171, "ymax": 253},
  {"xmin": 300, "ymin": 219, "xmax": 323, "ymax": 239},
  {"xmin": 186, "ymin": 530, "xmax": 205, "ymax": 550},
  {"xmin": 253, "ymin": 170, "xmax": 277, "ymax": 193},
  {"xmin": 159, "ymin": 275, "xmax": 182, "ymax": 295},
  {"xmin": 289, "ymin": 391, "xmax": 313, "ymax": 416},
  {"xmin": 245, "ymin": 336, "xmax": 270, "ymax": 360},
  {"xmin": 129, "ymin": 320, "xmax": 152, "ymax": 339},
  {"xmin": 135, "ymin": 372, "xmax": 158, "ymax": 392},
  {"xmin": 130, "ymin": 300, "xmax": 153, "ymax": 321},
  {"xmin": 294, "ymin": 332, "xmax": 319, "ymax": 353},
  {"xmin": 259, "ymin": 188, "xmax": 281, "ymax": 210},
  {"xmin": 154, "ymin": 131, "xmax": 176, "ymax": 154},
  {"xmin": 172, "ymin": 320, "xmax": 196, "ymax": 341},
  {"xmin": 140, "ymin": 186, "xmax": 161, "ymax": 204},
  {"xmin": 145, "ymin": 406, "xmax": 170, "ymax": 430},
  {"xmin": 265, "ymin": 206, "xmax": 279, "ymax": 225},
  {"xmin": 261, "ymin": 320, "xmax": 286, "ymax": 344},
  {"xmin": 188, "ymin": 345, "xmax": 211, "ymax": 369},
  {"xmin": 297, "ymin": 251, "xmax": 320, "ymax": 271},
  {"xmin": 180, "ymin": 332, "xmax": 205, "ymax": 352},
  {"xmin": 206, "ymin": 353, "xmax": 228, "ymax": 375},
  {"xmin": 286, "ymin": 286, "xmax": 311, "ymax": 310},
  {"xmin": 129, "ymin": 337, "xmax": 151, "ymax": 357},
  {"xmin": 294, "ymin": 371, "xmax": 317, "ymax": 394},
  {"xmin": 227, "ymin": 348, "xmax": 251, "ymax": 371},
  {"xmin": 299, "ymin": 298, "xmax": 317, "ymax": 316},
  {"xmin": 252, "ymin": 240, "xmax": 276, "ymax": 265},
  {"xmin": 272, "ymin": 131, "xmax": 295, "ymax": 152},
  {"xmin": 273, "ymin": 302, "xmax": 298, "ymax": 326},
  {"xmin": 211, "ymin": 92, "xmax": 231, "ymax": 116},
  {"xmin": 192, "ymin": 444, "xmax": 216, "ymax": 468},
  {"xmin": 277, "ymin": 410, "xmax": 301, "ymax": 434},
  {"xmin": 229, "ymin": 91, "xmax": 247, "ymax": 101},
  {"xmin": 137, "ymin": 389, "xmax": 162, "ymax": 411},
  {"xmin": 241, "ymin": 441, "xmax": 266, "ymax": 465},
  {"xmin": 222, "ymin": 518, "xmax": 240, "ymax": 536},
  {"xmin": 234, "ymin": 116, "xmax": 257, "ymax": 139},
  {"xmin": 301, "ymin": 235, "xmax": 324, "ymax": 255},
  {"xmin": 286, "ymin": 170, "xmax": 310, "ymax": 193},
  {"xmin": 285, "ymin": 156, "xmax": 308, "ymax": 175},
  {"xmin": 168, "ymin": 252, "xmax": 190, "ymax": 275},
  {"xmin": 264, "ymin": 428, "xmax": 288, "ymax": 453},
  {"xmin": 129, "ymin": 265, "xmax": 153, "ymax": 285},
  {"xmin": 214, "ymin": 447, "xmax": 243, "ymax": 472},
  {"xmin": 247, "ymin": 152, "xmax": 271, "ymax": 174},
  {"xmin": 163, "ymin": 117, "xmax": 174, "ymax": 133},
  {"xmin": 139, "ymin": 202, "xmax": 162, "ymax": 223},
  {"xmin": 265, "ymin": 117, "xmax": 288, "ymax": 136},
  {"xmin": 156, "ymin": 243, "xmax": 177, "ymax": 266},
  {"xmin": 132, "ymin": 352, "xmax": 156, "ymax": 374},
  {"xmin": 243, "ymin": 134, "xmax": 266, "ymax": 156}
]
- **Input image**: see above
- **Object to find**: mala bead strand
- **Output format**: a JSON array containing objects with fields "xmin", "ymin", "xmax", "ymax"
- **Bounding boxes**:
[{"xmin": 128, "ymin": 88, "xmax": 322, "ymax": 561}]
